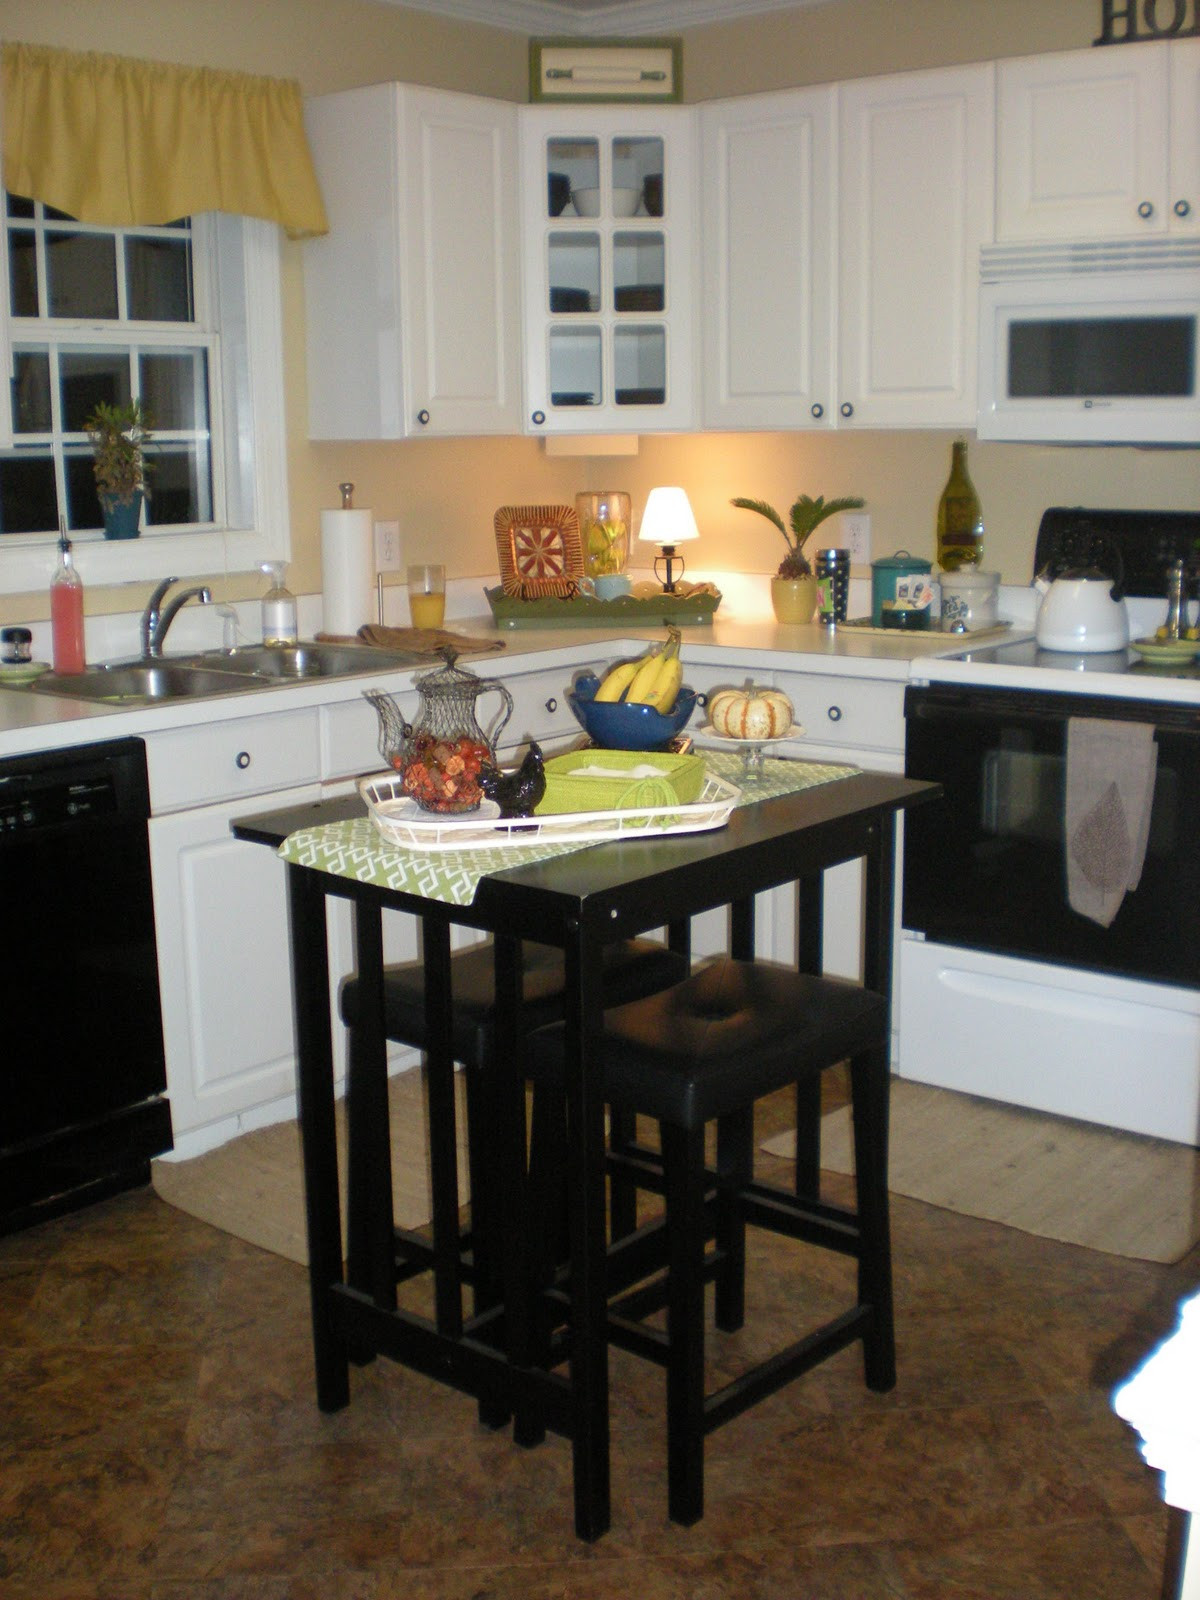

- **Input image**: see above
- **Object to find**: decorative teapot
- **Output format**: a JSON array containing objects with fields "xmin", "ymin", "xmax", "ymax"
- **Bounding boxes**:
[{"xmin": 365, "ymin": 648, "xmax": 514, "ymax": 813}]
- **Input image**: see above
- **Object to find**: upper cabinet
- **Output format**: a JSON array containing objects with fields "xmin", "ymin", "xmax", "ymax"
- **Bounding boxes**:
[
  {"xmin": 303, "ymin": 84, "xmax": 522, "ymax": 439},
  {"xmin": 700, "ymin": 88, "xmax": 835, "ymax": 430},
  {"xmin": 519, "ymin": 105, "xmax": 697, "ymax": 433},
  {"xmin": 837, "ymin": 63, "xmax": 994, "ymax": 429},
  {"xmin": 996, "ymin": 39, "xmax": 1198, "ymax": 239},
  {"xmin": 700, "ymin": 64, "xmax": 992, "ymax": 431}
]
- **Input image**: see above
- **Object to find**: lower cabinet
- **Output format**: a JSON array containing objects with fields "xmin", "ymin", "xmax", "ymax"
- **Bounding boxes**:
[{"xmin": 149, "ymin": 783, "xmax": 324, "ymax": 1152}]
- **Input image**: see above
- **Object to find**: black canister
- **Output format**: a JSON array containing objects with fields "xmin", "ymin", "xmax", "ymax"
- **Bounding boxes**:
[
  {"xmin": 814, "ymin": 548, "xmax": 851, "ymax": 625},
  {"xmin": 0, "ymin": 626, "xmax": 32, "ymax": 664}
]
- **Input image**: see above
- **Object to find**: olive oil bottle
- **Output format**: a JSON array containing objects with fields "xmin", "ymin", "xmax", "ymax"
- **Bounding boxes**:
[{"xmin": 936, "ymin": 439, "xmax": 984, "ymax": 571}]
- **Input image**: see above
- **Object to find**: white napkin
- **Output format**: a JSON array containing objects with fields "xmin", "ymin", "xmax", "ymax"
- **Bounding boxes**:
[{"xmin": 1065, "ymin": 717, "xmax": 1157, "ymax": 928}]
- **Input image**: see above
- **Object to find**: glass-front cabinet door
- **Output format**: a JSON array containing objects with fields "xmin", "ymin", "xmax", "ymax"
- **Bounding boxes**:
[{"xmin": 520, "ymin": 107, "xmax": 695, "ymax": 433}]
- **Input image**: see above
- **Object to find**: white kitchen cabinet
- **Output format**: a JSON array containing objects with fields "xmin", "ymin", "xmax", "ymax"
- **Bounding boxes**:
[
  {"xmin": 700, "ymin": 65, "xmax": 992, "ymax": 431},
  {"xmin": 519, "ymin": 104, "xmax": 697, "ymax": 433},
  {"xmin": 700, "ymin": 88, "xmax": 835, "ymax": 430},
  {"xmin": 837, "ymin": 63, "xmax": 994, "ymax": 428},
  {"xmin": 149, "ymin": 782, "xmax": 323, "ymax": 1145},
  {"xmin": 303, "ymin": 83, "xmax": 522, "ymax": 439},
  {"xmin": 996, "ymin": 39, "xmax": 1198, "ymax": 240}
]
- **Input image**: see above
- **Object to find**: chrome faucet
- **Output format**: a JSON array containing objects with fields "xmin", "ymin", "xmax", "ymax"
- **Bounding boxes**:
[{"xmin": 140, "ymin": 577, "xmax": 214, "ymax": 657}]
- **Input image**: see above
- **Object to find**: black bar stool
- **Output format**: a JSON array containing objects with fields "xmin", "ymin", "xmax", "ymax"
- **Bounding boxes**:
[
  {"xmin": 338, "ymin": 932, "xmax": 690, "ymax": 1340},
  {"xmin": 525, "ymin": 955, "xmax": 894, "ymax": 1526}
]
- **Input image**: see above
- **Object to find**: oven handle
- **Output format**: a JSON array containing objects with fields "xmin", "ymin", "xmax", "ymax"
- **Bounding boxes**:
[{"xmin": 905, "ymin": 683, "xmax": 1200, "ymax": 733}]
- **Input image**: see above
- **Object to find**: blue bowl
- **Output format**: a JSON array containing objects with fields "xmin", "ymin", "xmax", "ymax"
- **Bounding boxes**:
[{"xmin": 568, "ymin": 675, "xmax": 698, "ymax": 750}]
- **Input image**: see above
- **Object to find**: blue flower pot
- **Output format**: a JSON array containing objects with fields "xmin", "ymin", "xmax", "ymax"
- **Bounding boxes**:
[{"xmin": 101, "ymin": 491, "xmax": 143, "ymax": 540}]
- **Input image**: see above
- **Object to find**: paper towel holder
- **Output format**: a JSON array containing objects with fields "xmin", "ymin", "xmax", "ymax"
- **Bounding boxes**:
[{"xmin": 339, "ymin": 481, "xmax": 355, "ymax": 509}]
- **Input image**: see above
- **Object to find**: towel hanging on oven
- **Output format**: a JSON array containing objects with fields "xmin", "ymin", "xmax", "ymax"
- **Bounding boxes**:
[{"xmin": 1065, "ymin": 718, "xmax": 1158, "ymax": 928}]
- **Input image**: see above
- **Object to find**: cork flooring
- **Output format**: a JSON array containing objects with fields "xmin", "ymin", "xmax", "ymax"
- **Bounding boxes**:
[{"xmin": 2, "ymin": 1086, "xmax": 1196, "ymax": 1599}]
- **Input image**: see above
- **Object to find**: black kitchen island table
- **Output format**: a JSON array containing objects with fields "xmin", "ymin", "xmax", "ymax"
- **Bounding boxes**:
[{"xmin": 232, "ymin": 764, "xmax": 937, "ymax": 1541}]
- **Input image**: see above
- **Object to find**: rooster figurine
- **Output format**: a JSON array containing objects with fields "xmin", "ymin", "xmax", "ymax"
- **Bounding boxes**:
[{"xmin": 478, "ymin": 740, "xmax": 546, "ymax": 818}]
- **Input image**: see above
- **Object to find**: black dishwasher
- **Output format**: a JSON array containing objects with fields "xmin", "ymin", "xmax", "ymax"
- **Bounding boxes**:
[{"xmin": 1, "ymin": 736, "xmax": 172, "ymax": 1232}]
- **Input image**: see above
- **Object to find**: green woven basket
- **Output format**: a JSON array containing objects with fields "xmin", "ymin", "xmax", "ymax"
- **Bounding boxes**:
[{"xmin": 536, "ymin": 750, "xmax": 707, "ymax": 815}]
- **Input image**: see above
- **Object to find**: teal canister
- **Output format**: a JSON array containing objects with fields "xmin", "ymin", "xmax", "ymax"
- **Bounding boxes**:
[{"xmin": 870, "ymin": 550, "xmax": 933, "ymax": 626}]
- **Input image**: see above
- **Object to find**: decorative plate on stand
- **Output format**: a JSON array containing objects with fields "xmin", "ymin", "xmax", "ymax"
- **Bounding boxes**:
[{"xmin": 494, "ymin": 504, "xmax": 585, "ymax": 600}]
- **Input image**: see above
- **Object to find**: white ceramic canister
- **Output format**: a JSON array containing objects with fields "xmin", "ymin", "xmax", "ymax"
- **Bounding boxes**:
[{"xmin": 938, "ymin": 568, "xmax": 999, "ymax": 631}]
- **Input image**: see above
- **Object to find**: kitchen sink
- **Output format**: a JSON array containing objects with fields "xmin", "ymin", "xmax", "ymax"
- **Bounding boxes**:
[
  {"xmin": 30, "ymin": 641, "xmax": 428, "ymax": 705},
  {"xmin": 31, "ymin": 661, "xmax": 269, "ymax": 704},
  {"xmin": 189, "ymin": 642, "xmax": 427, "ymax": 678}
]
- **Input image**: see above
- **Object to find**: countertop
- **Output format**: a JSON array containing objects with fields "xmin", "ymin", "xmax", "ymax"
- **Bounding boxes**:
[{"xmin": 0, "ymin": 612, "xmax": 996, "ymax": 762}]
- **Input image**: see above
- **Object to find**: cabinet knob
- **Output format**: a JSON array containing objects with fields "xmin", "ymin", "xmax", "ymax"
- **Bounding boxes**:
[
  {"xmin": 544, "ymin": 696, "xmax": 558, "ymax": 713},
  {"xmin": 416, "ymin": 409, "xmax": 430, "ymax": 426},
  {"xmin": 827, "ymin": 705, "xmax": 843, "ymax": 723},
  {"xmin": 1174, "ymin": 199, "xmax": 1192, "ymax": 218},
  {"xmin": 1137, "ymin": 200, "xmax": 1155, "ymax": 219},
  {"xmin": 839, "ymin": 402, "xmax": 854, "ymax": 418},
  {"xmin": 236, "ymin": 750, "xmax": 252, "ymax": 770},
  {"xmin": 531, "ymin": 409, "xmax": 546, "ymax": 426},
  {"xmin": 811, "ymin": 402, "xmax": 824, "ymax": 419}
]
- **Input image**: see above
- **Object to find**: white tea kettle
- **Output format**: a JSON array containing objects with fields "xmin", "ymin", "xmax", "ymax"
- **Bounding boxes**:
[{"xmin": 1034, "ymin": 544, "xmax": 1129, "ymax": 654}]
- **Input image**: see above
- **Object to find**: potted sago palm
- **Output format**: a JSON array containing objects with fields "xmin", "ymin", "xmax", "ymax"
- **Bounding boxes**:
[
  {"xmin": 84, "ymin": 399, "xmax": 152, "ymax": 539},
  {"xmin": 732, "ymin": 492, "xmax": 865, "ymax": 623}
]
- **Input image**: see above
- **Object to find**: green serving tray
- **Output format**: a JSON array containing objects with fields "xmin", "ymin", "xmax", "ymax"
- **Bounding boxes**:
[{"xmin": 485, "ymin": 585, "xmax": 720, "ymax": 629}]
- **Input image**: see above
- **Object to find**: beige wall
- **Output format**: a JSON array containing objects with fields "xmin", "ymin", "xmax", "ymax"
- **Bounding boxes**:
[{"xmin": 1, "ymin": 0, "xmax": 1196, "ymax": 622}]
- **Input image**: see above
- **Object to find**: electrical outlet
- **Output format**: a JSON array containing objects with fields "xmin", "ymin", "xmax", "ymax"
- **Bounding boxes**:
[
  {"xmin": 840, "ymin": 511, "xmax": 871, "ymax": 567},
  {"xmin": 374, "ymin": 520, "xmax": 401, "ymax": 571}
]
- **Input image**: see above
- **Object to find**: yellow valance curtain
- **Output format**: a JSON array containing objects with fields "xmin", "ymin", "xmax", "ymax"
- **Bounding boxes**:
[{"xmin": 2, "ymin": 42, "xmax": 328, "ymax": 239}]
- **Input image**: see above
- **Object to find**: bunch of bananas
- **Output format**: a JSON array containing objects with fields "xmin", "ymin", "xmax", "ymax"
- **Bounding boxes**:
[{"xmin": 594, "ymin": 628, "xmax": 683, "ymax": 714}]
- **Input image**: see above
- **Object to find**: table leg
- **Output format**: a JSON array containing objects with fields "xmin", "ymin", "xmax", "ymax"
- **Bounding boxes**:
[
  {"xmin": 793, "ymin": 873, "xmax": 824, "ymax": 1199},
  {"xmin": 423, "ymin": 919, "xmax": 464, "ymax": 1339},
  {"xmin": 286, "ymin": 863, "xmax": 349, "ymax": 1412},
  {"xmin": 345, "ymin": 898, "xmax": 397, "ymax": 1315},
  {"xmin": 563, "ymin": 923, "xmax": 611, "ymax": 1541}
]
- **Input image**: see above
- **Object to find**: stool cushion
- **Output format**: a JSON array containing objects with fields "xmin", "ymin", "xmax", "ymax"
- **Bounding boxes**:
[
  {"xmin": 527, "ymin": 957, "xmax": 887, "ymax": 1130},
  {"xmin": 340, "ymin": 938, "xmax": 688, "ymax": 1070}
]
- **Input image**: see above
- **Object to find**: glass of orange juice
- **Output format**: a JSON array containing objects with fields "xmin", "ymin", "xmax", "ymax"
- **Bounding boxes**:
[{"xmin": 407, "ymin": 563, "xmax": 446, "ymax": 630}]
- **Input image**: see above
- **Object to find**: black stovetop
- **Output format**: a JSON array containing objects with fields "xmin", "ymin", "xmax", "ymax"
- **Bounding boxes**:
[{"xmin": 1034, "ymin": 507, "xmax": 1200, "ymax": 598}]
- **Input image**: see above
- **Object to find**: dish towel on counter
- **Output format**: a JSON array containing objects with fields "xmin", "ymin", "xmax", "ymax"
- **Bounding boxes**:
[{"xmin": 1065, "ymin": 717, "xmax": 1158, "ymax": 928}]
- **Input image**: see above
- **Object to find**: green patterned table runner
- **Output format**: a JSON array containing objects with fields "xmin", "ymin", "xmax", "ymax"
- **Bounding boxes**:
[{"xmin": 277, "ymin": 752, "xmax": 856, "ymax": 908}]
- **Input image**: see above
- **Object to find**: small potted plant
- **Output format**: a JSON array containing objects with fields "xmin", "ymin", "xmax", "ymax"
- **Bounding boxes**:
[
  {"xmin": 732, "ymin": 492, "xmax": 865, "ymax": 624},
  {"xmin": 84, "ymin": 399, "xmax": 152, "ymax": 540}
]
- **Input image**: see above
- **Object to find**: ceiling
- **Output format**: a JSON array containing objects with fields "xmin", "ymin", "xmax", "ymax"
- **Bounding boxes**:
[{"xmin": 382, "ymin": 0, "xmax": 840, "ymax": 38}]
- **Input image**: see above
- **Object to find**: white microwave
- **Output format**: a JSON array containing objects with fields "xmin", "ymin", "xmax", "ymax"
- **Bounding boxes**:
[{"xmin": 977, "ymin": 239, "xmax": 1200, "ymax": 445}]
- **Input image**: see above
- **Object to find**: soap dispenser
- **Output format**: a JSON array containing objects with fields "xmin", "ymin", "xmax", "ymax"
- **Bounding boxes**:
[{"xmin": 260, "ymin": 562, "xmax": 298, "ymax": 646}]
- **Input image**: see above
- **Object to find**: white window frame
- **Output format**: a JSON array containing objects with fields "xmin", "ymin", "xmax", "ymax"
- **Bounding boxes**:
[{"xmin": 0, "ymin": 207, "xmax": 290, "ymax": 595}]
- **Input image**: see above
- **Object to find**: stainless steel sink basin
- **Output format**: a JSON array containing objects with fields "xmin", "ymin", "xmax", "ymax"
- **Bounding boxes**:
[
  {"xmin": 30, "ymin": 640, "xmax": 427, "ymax": 705},
  {"xmin": 31, "ymin": 661, "xmax": 270, "ymax": 704},
  {"xmin": 192, "ymin": 642, "xmax": 426, "ymax": 678}
]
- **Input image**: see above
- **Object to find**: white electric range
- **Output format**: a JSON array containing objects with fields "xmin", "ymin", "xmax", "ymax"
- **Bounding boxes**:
[{"xmin": 899, "ymin": 509, "xmax": 1200, "ymax": 1145}]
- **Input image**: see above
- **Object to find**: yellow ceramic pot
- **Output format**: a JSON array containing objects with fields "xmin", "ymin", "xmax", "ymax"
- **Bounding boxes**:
[{"xmin": 770, "ymin": 575, "xmax": 817, "ymax": 625}]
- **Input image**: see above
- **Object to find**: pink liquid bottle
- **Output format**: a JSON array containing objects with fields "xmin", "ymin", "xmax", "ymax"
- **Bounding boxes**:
[{"xmin": 51, "ymin": 532, "xmax": 86, "ymax": 675}]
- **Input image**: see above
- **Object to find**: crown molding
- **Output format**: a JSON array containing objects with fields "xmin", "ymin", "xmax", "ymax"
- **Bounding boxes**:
[{"xmin": 383, "ymin": 0, "xmax": 838, "ymax": 39}]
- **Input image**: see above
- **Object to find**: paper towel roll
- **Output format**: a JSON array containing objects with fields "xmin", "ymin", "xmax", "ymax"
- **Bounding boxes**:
[{"xmin": 320, "ymin": 507, "xmax": 373, "ymax": 637}]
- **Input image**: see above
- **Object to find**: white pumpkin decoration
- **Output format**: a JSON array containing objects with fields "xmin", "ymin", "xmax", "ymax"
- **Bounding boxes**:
[{"xmin": 708, "ymin": 686, "xmax": 793, "ymax": 740}]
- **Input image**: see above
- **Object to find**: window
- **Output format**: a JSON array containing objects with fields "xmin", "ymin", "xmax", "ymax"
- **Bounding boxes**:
[{"xmin": 0, "ymin": 195, "xmax": 288, "ymax": 594}]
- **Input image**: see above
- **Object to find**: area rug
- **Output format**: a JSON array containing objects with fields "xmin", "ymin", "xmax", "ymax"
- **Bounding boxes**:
[
  {"xmin": 761, "ymin": 1079, "xmax": 1200, "ymax": 1264},
  {"xmin": 152, "ymin": 1068, "xmax": 469, "ymax": 1267}
]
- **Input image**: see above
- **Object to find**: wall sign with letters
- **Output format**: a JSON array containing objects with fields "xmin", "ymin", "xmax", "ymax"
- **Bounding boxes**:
[{"xmin": 1095, "ymin": 0, "xmax": 1199, "ymax": 43}]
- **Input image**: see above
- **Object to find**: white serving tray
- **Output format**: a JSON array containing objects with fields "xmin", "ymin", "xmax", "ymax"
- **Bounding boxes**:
[{"xmin": 359, "ymin": 770, "xmax": 741, "ymax": 853}]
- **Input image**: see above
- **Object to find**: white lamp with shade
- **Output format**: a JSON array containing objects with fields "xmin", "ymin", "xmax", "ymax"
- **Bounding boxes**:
[{"xmin": 639, "ymin": 486, "xmax": 699, "ymax": 595}]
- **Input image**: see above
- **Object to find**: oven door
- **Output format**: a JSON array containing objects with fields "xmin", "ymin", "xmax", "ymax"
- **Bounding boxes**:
[{"xmin": 903, "ymin": 683, "xmax": 1200, "ymax": 989}]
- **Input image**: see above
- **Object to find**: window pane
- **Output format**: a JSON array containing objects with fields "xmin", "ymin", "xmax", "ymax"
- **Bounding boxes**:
[
  {"xmin": 6, "ymin": 194, "xmax": 35, "ymax": 219},
  {"xmin": 0, "ymin": 451, "xmax": 58, "ymax": 534},
  {"xmin": 59, "ymin": 351, "xmax": 131, "ymax": 432},
  {"xmin": 65, "ymin": 448, "xmax": 102, "ymax": 532},
  {"xmin": 12, "ymin": 350, "xmax": 52, "ymax": 434},
  {"xmin": 146, "ymin": 443, "xmax": 211, "ymax": 526},
  {"xmin": 47, "ymin": 232, "xmax": 118, "ymax": 319},
  {"xmin": 140, "ymin": 349, "xmax": 207, "ymax": 430},
  {"xmin": 9, "ymin": 229, "xmax": 38, "ymax": 317},
  {"xmin": 126, "ymin": 235, "xmax": 194, "ymax": 322}
]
